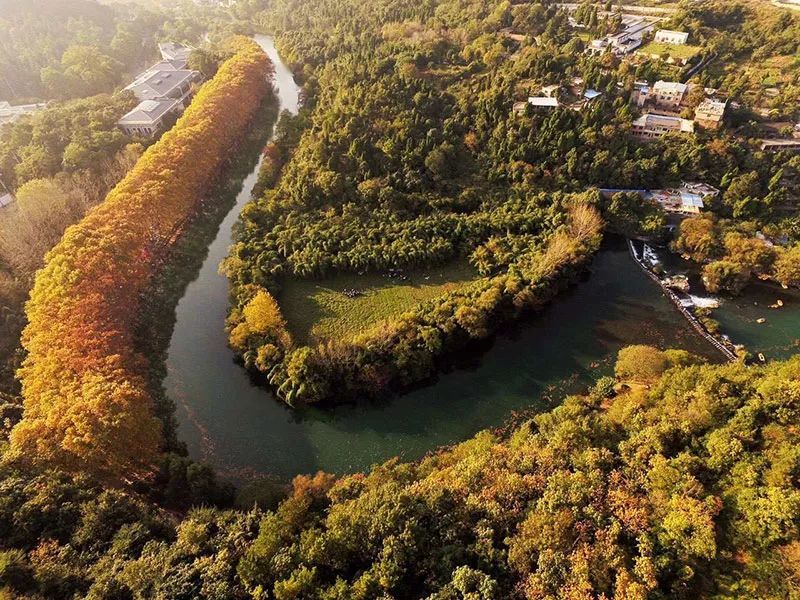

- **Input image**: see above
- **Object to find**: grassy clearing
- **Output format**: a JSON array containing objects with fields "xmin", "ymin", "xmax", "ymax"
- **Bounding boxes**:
[
  {"xmin": 638, "ymin": 41, "xmax": 702, "ymax": 60},
  {"xmin": 279, "ymin": 261, "xmax": 478, "ymax": 344}
]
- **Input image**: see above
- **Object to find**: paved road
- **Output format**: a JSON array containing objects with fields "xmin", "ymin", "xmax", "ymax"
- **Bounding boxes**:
[{"xmin": 556, "ymin": 2, "xmax": 678, "ymax": 15}]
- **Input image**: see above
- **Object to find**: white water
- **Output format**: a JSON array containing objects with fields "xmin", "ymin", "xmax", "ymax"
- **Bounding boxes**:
[{"xmin": 688, "ymin": 295, "xmax": 720, "ymax": 309}]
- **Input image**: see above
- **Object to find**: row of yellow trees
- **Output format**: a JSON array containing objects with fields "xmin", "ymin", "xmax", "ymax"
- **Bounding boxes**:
[{"xmin": 10, "ymin": 38, "xmax": 272, "ymax": 483}]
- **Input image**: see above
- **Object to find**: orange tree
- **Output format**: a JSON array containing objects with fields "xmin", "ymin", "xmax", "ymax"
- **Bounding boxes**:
[{"xmin": 10, "ymin": 37, "xmax": 272, "ymax": 483}]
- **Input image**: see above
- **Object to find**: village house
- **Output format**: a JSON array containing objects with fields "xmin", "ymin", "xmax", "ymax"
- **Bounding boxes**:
[
  {"xmin": 631, "ymin": 81, "xmax": 650, "ymax": 107},
  {"xmin": 649, "ymin": 183, "xmax": 718, "ymax": 214},
  {"xmin": 650, "ymin": 80, "xmax": 688, "ymax": 110},
  {"xmin": 158, "ymin": 42, "xmax": 193, "ymax": 63},
  {"xmin": 527, "ymin": 96, "xmax": 560, "ymax": 109},
  {"xmin": 631, "ymin": 113, "xmax": 694, "ymax": 140},
  {"xmin": 760, "ymin": 139, "xmax": 800, "ymax": 153},
  {"xmin": 117, "ymin": 98, "xmax": 183, "ymax": 137},
  {"xmin": 654, "ymin": 29, "xmax": 689, "ymax": 45},
  {"xmin": 600, "ymin": 182, "xmax": 717, "ymax": 215},
  {"xmin": 694, "ymin": 98, "xmax": 727, "ymax": 129}
]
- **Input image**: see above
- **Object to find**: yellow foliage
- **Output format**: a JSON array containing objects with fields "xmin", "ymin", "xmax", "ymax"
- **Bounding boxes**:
[{"xmin": 10, "ymin": 38, "xmax": 271, "ymax": 483}]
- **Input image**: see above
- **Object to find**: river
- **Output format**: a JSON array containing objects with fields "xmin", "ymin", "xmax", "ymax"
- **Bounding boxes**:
[{"xmin": 164, "ymin": 36, "xmax": 771, "ymax": 485}]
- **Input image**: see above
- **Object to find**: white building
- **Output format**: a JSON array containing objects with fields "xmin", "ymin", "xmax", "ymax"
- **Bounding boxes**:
[
  {"xmin": 760, "ymin": 139, "xmax": 800, "ymax": 153},
  {"xmin": 527, "ymin": 96, "xmax": 560, "ymax": 109},
  {"xmin": 125, "ymin": 65, "xmax": 198, "ymax": 103},
  {"xmin": 117, "ymin": 98, "xmax": 184, "ymax": 137},
  {"xmin": 0, "ymin": 192, "xmax": 13, "ymax": 209},
  {"xmin": 651, "ymin": 80, "xmax": 688, "ymax": 110},
  {"xmin": 0, "ymin": 101, "xmax": 47, "ymax": 127},
  {"xmin": 654, "ymin": 30, "xmax": 689, "ymax": 45},
  {"xmin": 631, "ymin": 113, "xmax": 694, "ymax": 140},
  {"xmin": 118, "ymin": 43, "xmax": 201, "ymax": 137}
]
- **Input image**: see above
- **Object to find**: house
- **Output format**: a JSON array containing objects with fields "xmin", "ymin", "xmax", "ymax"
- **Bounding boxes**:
[
  {"xmin": 682, "ymin": 182, "xmax": 720, "ymax": 199},
  {"xmin": 631, "ymin": 113, "xmax": 694, "ymax": 140},
  {"xmin": 654, "ymin": 30, "xmax": 689, "ymax": 45},
  {"xmin": 694, "ymin": 99, "xmax": 726, "ymax": 129},
  {"xmin": 648, "ymin": 183, "xmax": 717, "ymax": 214},
  {"xmin": 599, "ymin": 182, "xmax": 716, "ymax": 215},
  {"xmin": 117, "ymin": 98, "xmax": 183, "ymax": 137},
  {"xmin": 0, "ymin": 192, "xmax": 13, "ymax": 209},
  {"xmin": 527, "ymin": 96, "xmax": 559, "ymax": 109},
  {"xmin": 586, "ymin": 17, "xmax": 656, "ymax": 57},
  {"xmin": 583, "ymin": 89, "xmax": 602, "ymax": 102},
  {"xmin": 760, "ymin": 139, "xmax": 800, "ymax": 153},
  {"xmin": 118, "ymin": 46, "xmax": 202, "ymax": 137},
  {"xmin": 569, "ymin": 77, "xmax": 585, "ymax": 97},
  {"xmin": 631, "ymin": 81, "xmax": 650, "ymax": 108},
  {"xmin": 0, "ymin": 101, "xmax": 47, "ymax": 127},
  {"xmin": 650, "ymin": 80, "xmax": 687, "ymax": 110},
  {"xmin": 125, "ymin": 65, "xmax": 199, "ymax": 103},
  {"xmin": 158, "ymin": 42, "xmax": 193, "ymax": 65}
]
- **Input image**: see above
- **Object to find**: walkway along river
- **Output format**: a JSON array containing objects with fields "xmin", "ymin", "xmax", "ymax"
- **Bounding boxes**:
[{"xmin": 165, "ymin": 35, "xmax": 727, "ymax": 484}]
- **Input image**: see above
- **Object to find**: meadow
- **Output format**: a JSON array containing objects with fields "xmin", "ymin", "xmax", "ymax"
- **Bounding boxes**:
[
  {"xmin": 278, "ymin": 261, "xmax": 478, "ymax": 344},
  {"xmin": 638, "ymin": 41, "xmax": 702, "ymax": 61}
]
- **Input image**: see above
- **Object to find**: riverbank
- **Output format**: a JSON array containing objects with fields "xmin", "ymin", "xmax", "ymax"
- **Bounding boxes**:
[
  {"xmin": 634, "ymin": 239, "xmax": 800, "ymax": 362},
  {"xmin": 627, "ymin": 239, "xmax": 738, "ymax": 362},
  {"xmin": 136, "ymin": 92, "xmax": 280, "ymax": 450},
  {"xmin": 170, "ymin": 237, "xmax": 719, "ymax": 484}
]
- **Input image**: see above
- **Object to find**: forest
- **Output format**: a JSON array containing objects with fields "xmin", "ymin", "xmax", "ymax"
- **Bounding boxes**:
[
  {"xmin": 225, "ymin": 0, "xmax": 800, "ymax": 404},
  {"xmin": 0, "ymin": 0, "xmax": 799, "ymax": 599},
  {"xmin": 8, "ymin": 37, "xmax": 272, "ymax": 482},
  {"xmin": 1, "ymin": 347, "xmax": 798, "ymax": 598}
]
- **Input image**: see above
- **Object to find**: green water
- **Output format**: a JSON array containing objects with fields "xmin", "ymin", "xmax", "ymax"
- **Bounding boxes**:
[
  {"xmin": 649, "ymin": 243, "xmax": 800, "ymax": 360},
  {"xmin": 711, "ymin": 284, "xmax": 800, "ymax": 359},
  {"xmin": 164, "ymin": 36, "xmax": 721, "ymax": 484}
]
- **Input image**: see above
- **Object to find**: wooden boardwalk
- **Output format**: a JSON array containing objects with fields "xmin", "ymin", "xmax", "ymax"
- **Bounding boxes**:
[{"xmin": 627, "ymin": 239, "xmax": 738, "ymax": 362}]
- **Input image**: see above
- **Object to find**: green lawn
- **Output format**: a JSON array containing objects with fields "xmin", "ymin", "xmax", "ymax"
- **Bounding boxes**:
[
  {"xmin": 638, "ymin": 41, "xmax": 702, "ymax": 61},
  {"xmin": 279, "ymin": 261, "xmax": 478, "ymax": 344}
]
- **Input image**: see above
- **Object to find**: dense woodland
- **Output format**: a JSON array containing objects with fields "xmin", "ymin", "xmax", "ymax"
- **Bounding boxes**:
[
  {"xmin": 1, "ymin": 349, "xmax": 799, "ymax": 598},
  {"xmin": 225, "ymin": 0, "xmax": 800, "ymax": 404},
  {"xmin": 0, "ymin": 0, "xmax": 799, "ymax": 599},
  {"xmin": 8, "ymin": 37, "xmax": 271, "ymax": 481}
]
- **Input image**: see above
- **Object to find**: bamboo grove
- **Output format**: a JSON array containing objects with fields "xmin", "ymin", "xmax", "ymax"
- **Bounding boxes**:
[{"xmin": 9, "ymin": 37, "xmax": 272, "ymax": 482}]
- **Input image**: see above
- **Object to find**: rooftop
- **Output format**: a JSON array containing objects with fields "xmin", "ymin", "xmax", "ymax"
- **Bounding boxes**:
[
  {"xmin": 118, "ymin": 98, "xmax": 181, "ymax": 126},
  {"xmin": 652, "ymin": 80, "xmax": 687, "ymax": 94},
  {"xmin": 126, "ymin": 66, "xmax": 196, "ymax": 101},
  {"xmin": 159, "ymin": 42, "xmax": 193, "ymax": 63},
  {"xmin": 695, "ymin": 98, "xmax": 727, "ymax": 118},
  {"xmin": 655, "ymin": 29, "xmax": 688, "ymax": 37},
  {"xmin": 528, "ymin": 96, "xmax": 559, "ymax": 107},
  {"xmin": 633, "ymin": 113, "xmax": 695, "ymax": 133}
]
